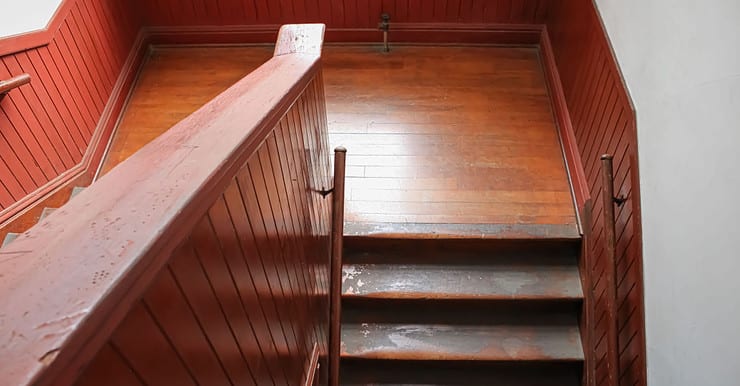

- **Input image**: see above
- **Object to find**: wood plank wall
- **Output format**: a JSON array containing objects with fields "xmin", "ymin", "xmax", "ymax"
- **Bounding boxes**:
[
  {"xmin": 136, "ymin": 0, "xmax": 552, "ymax": 26},
  {"xmin": 546, "ymin": 1, "xmax": 646, "ymax": 385},
  {"xmin": 74, "ymin": 75, "xmax": 331, "ymax": 386},
  {"xmin": 0, "ymin": 0, "xmax": 142, "ymax": 215}
]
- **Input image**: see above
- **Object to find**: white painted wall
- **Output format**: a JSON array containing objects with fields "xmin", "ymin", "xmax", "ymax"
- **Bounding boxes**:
[
  {"xmin": 594, "ymin": 0, "xmax": 740, "ymax": 385},
  {"xmin": 0, "ymin": 0, "xmax": 64, "ymax": 39}
]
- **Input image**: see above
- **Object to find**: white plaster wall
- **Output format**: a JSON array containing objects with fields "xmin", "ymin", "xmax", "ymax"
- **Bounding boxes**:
[
  {"xmin": 0, "ymin": 0, "xmax": 64, "ymax": 39},
  {"xmin": 594, "ymin": 0, "xmax": 740, "ymax": 385}
]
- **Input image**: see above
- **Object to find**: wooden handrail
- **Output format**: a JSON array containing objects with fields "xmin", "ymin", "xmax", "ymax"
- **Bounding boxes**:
[
  {"xmin": 600, "ymin": 154, "xmax": 620, "ymax": 385},
  {"xmin": 329, "ymin": 146, "xmax": 347, "ymax": 386},
  {"xmin": 0, "ymin": 73, "xmax": 31, "ymax": 100},
  {"xmin": 0, "ymin": 24, "xmax": 326, "ymax": 386}
]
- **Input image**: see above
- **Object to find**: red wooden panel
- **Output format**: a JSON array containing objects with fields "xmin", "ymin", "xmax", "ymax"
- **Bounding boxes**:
[
  {"xmin": 4, "ymin": 57, "xmax": 77, "ymax": 167},
  {"xmin": 0, "ymin": 161, "xmax": 22, "ymax": 205},
  {"xmin": 169, "ymin": 242, "xmax": 257, "ymax": 385},
  {"xmin": 547, "ymin": 1, "xmax": 646, "ymax": 386},
  {"xmin": 190, "ymin": 213, "xmax": 276, "ymax": 385},
  {"xmin": 111, "ymin": 303, "xmax": 198, "ymax": 385},
  {"xmin": 75, "ymin": 77, "xmax": 332, "ymax": 386},
  {"xmin": 61, "ymin": 19, "xmax": 108, "ymax": 102},
  {"xmin": 20, "ymin": 51, "xmax": 87, "ymax": 158},
  {"xmin": 0, "ymin": 131, "xmax": 36, "ymax": 194},
  {"xmin": 0, "ymin": 108, "xmax": 48, "ymax": 185},
  {"xmin": 74, "ymin": 344, "xmax": 143, "ymax": 386},
  {"xmin": 0, "ymin": 0, "xmax": 143, "ymax": 223},
  {"xmin": 0, "ymin": 60, "xmax": 73, "ymax": 172},
  {"xmin": 135, "ymin": 0, "xmax": 550, "ymax": 27},
  {"xmin": 143, "ymin": 269, "xmax": 233, "ymax": 385},
  {"xmin": 0, "ymin": 80, "xmax": 59, "ymax": 178}
]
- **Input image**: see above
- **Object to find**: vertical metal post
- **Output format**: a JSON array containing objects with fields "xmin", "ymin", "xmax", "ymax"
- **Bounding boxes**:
[
  {"xmin": 329, "ymin": 147, "xmax": 347, "ymax": 386},
  {"xmin": 378, "ymin": 13, "xmax": 391, "ymax": 52},
  {"xmin": 600, "ymin": 154, "xmax": 620, "ymax": 386}
]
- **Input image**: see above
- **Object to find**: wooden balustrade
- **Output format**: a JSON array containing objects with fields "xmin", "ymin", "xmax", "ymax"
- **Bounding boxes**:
[{"xmin": 0, "ymin": 24, "xmax": 331, "ymax": 386}]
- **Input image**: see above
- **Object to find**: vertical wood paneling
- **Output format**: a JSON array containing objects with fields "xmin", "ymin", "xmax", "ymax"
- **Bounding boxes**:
[
  {"xmin": 0, "ymin": 0, "xmax": 142, "ymax": 212},
  {"xmin": 75, "ymin": 76, "xmax": 331, "ymax": 386},
  {"xmin": 547, "ymin": 1, "xmax": 646, "ymax": 385},
  {"xmin": 138, "ymin": 0, "xmax": 550, "ymax": 27}
]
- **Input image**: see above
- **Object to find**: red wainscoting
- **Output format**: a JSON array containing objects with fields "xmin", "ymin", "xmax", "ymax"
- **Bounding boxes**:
[
  {"xmin": 0, "ymin": 25, "xmax": 330, "ymax": 386},
  {"xmin": 136, "ymin": 0, "xmax": 553, "ymax": 46},
  {"xmin": 0, "ymin": 0, "xmax": 144, "ymax": 222},
  {"xmin": 76, "ymin": 85, "xmax": 332, "ymax": 385},
  {"xmin": 137, "ymin": 0, "xmax": 551, "ymax": 27},
  {"xmin": 546, "ymin": 1, "xmax": 646, "ymax": 386}
]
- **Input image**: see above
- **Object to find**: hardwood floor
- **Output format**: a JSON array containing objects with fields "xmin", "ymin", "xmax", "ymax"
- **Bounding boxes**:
[
  {"xmin": 324, "ymin": 46, "xmax": 574, "ymax": 231},
  {"xmin": 100, "ymin": 45, "xmax": 576, "ymax": 236},
  {"xmin": 99, "ymin": 46, "xmax": 274, "ymax": 175}
]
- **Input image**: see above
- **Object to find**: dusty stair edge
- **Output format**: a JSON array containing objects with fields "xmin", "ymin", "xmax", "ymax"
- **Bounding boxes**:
[
  {"xmin": 2, "ymin": 232, "xmax": 19, "ymax": 248},
  {"xmin": 344, "ymin": 222, "xmax": 582, "ymax": 240},
  {"xmin": 70, "ymin": 186, "xmax": 86, "ymax": 199}
]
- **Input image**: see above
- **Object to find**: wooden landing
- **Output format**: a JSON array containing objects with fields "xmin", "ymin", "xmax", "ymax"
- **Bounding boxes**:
[
  {"xmin": 100, "ymin": 45, "xmax": 577, "ymax": 238},
  {"xmin": 325, "ymin": 46, "xmax": 576, "ymax": 234}
]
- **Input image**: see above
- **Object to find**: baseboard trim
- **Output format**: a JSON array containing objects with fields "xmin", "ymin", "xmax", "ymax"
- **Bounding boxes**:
[
  {"xmin": 302, "ymin": 343, "xmax": 321, "ymax": 386},
  {"xmin": 539, "ymin": 28, "xmax": 590, "ymax": 234},
  {"xmin": 145, "ymin": 23, "xmax": 544, "ymax": 46},
  {"xmin": 147, "ymin": 25, "xmax": 280, "ymax": 45},
  {"xmin": 0, "ymin": 30, "xmax": 150, "ymax": 228}
]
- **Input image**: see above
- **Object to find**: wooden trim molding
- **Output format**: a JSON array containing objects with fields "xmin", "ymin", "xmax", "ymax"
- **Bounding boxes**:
[
  {"xmin": 539, "ymin": 28, "xmax": 590, "ymax": 234},
  {"xmin": 0, "ymin": 0, "xmax": 76, "ymax": 56},
  {"xmin": 303, "ymin": 343, "xmax": 321, "ymax": 386},
  {"xmin": 147, "ymin": 23, "xmax": 544, "ymax": 46},
  {"xmin": 0, "ymin": 31, "xmax": 149, "ymax": 227}
]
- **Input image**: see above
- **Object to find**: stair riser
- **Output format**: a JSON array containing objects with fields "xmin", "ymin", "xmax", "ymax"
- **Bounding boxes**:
[{"xmin": 341, "ymin": 359, "xmax": 583, "ymax": 386}]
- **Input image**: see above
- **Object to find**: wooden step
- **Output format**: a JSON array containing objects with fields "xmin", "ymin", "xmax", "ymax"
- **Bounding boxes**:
[
  {"xmin": 2, "ymin": 233, "xmax": 19, "ymax": 248},
  {"xmin": 342, "ymin": 259, "xmax": 582, "ymax": 301},
  {"xmin": 341, "ymin": 318, "xmax": 584, "ymax": 362},
  {"xmin": 70, "ymin": 186, "xmax": 86, "ymax": 199},
  {"xmin": 341, "ymin": 361, "xmax": 582, "ymax": 386},
  {"xmin": 39, "ymin": 207, "xmax": 57, "ymax": 221}
]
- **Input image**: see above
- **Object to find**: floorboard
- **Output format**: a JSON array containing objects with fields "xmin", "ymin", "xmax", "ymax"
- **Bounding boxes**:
[{"xmin": 99, "ymin": 45, "xmax": 577, "ymax": 237}]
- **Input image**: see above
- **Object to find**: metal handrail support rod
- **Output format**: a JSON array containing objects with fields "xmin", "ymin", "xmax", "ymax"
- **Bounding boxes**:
[
  {"xmin": 600, "ymin": 154, "xmax": 620, "ymax": 385},
  {"xmin": 329, "ymin": 146, "xmax": 347, "ymax": 386},
  {"xmin": 0, "ymin": 73, "xmax": 31, "ymax": 101}
]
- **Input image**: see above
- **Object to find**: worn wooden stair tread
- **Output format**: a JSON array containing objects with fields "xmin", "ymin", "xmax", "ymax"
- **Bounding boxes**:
[
  {"xmin": 342, "ymin": 262, "xmax": 582, "ymax": 300},
  {"xmin": 2, "ymin": 233, "xmax": 19, "ymax": 248},
  {"xmin": 341, "ymin": 321, "xmax": 584, "ymax": 362}
]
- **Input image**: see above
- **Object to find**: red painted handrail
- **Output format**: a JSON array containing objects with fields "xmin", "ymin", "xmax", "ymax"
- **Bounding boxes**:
[
  {"xmin": 0, "ymin": 24, "xmax": 326, "ymax": 386},
  {"xmin": 0, "ymin": 73, "xmax": 31, "ymax": 100}
]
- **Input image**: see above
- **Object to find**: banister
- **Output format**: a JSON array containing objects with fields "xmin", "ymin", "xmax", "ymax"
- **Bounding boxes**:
[
  {"xmin": 0, "ymin": 73, "xmax": 31, "ymax": 101},
  {"xmin": 329, "ymin": 146, "xmax": 347, "ymax": 386},
  {"xmin": 0, "ymin": 23, "xmax": 326, "ymax": 386},
  {"xmin": 600, "ymin": 154, "xmax": 620, "ymax": 386}
]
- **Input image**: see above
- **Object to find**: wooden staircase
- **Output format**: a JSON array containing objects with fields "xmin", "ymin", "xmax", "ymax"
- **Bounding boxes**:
[
  {"xmin": 339, "ymin": 237, "xmax": 584, "ymax": 385},
  {"xmin": 1, "ymin": 186, "xmax": 86, "ymax": 248}
]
